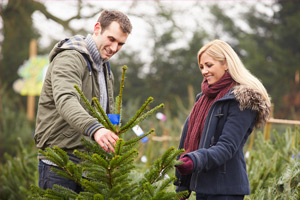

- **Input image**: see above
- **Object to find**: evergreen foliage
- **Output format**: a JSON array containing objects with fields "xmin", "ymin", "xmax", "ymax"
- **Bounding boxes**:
[
  {"xmin": 29, "ymin": 65, "xmax": 188, "ymax": 199},
  {"xmin": 245, "ymin": 128, "xmax": 300, "ymax": 200},
  {"xmin": 0, "ymin": 86, "xmax": 35, "ymax": 161},
  {"xmin": 0, "ymin": 138, "xmax": 38, "ymax": 200}
]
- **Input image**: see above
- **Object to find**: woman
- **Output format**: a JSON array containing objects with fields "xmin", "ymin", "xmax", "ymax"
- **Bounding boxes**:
[{"xmin": 174, "ymin": 40, "xmax": 271, "ymax": 200}]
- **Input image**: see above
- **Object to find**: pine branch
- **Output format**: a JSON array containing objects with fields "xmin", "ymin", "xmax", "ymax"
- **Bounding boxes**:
[
  {"xmin": 175, "ymin": 191, "xmax": 191, "ymax": 200},
  {"xmin": 120, "ymin": 103, "xmax": 164, "ymax": 134},
  {"xmin": 50, "ymin": 166, "xmax": 76, "ymax": 182},
  {"xmin": 45, "ymin": 184, "xmax": 78, "ymax": 199},
  {"xmin": 30, "ymin": 185, "xmax": 47, "ymax": 198},
  {"xmin": 93, "ymin": 97, "xmax": 117, "ymax": 133},
  {"xmin": 39, "ymin": 147, "xmax": 84, "ymax": 186},
  {"xmin": 91, "ymin": 153, "xmax": 110, "ymax": 169},
  {"xmin": 111, "ymin": 164, "xmax": 135, "ymax": 179},
  {"xmin": 114, "ymin": 96, "xmax": 120, "ymax": 115},
  {"xmin": 77, "ymin": 192, "xmax": 104, "ymax": 200},
  {"xmin": 93, "ymin": 194, "xmax": 105, "ymax": 200},
  {"xmin": 107, "ymin": 184, "xmax": 122, "ymax": 199},
  {"xmin": 74, "ymin": 85, "xmax": 107, "ymax": 127},
  {"xmin": 114, "ymin": 138, "xmax": 124, "ymax": 156},
  {"xmin": 115, "ymin": 65, "xmax": 127, "ymax": 130},
  {"xmin": 134, "ymin": 103, "xmax": 164, "ymax": 126},
  {"xmin": 82, "ymin": 179, "xmax": 104, "ymax": 194},
  {"xmin": 78, "ymin": 138, "xmax": 112, "ymax": 159},
  {"xmin": 119, "ymin": 97, "xmax": 154, "ymax": 133},
  {"xmin": 112, "ymin": 173, "xmax": 129, "ymax": 185},
  {"xmin": 160, "ymin": 146, "xmax": 176, "ymax": 166},
  {"xmin": 110, "ymin": 149, "xmax": 138, "ymax": 169},
  {"xmin": 156, "ymin": 177, "xmax": 176, "ymax": 193},
  {"xmin": 83, "ymin": 169, "xmax": 109, "ymax": 183},
  {"xmin": 39, "ymin": 148, "xmax": 66, "ymax": 167},
  {"xmin": 123, "ymin": 129, "xmax": 155, "ymax": 147},
  {"xmin": 161, "ymin": 148, "xmax": 185, "ymax": 168},
  {"xmin": 53, "ymin": 146, "xmax": 70, "ymax": 165},
  {"xmin": 31, "ymin": 65, "xmax": 183, "ymax": 200},
  {"xmin": 142, "ymin": 146, "xmax": 184, "ymax": 186},
  {"xmin": 143, "ymin": 182, "xmax": 154, "ymax": 197}
]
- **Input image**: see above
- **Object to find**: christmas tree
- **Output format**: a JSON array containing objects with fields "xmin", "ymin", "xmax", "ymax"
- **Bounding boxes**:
[{"xmin": 30, "ymin": 65, "xmax": 188, "ymax": 200}]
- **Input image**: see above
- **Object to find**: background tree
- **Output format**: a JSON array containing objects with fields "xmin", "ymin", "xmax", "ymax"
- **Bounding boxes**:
[
  {"xmin": 208, "ymin": 1, "xmax": 300, "ymax": 119},
  {"xmin": 112, "ymin": 2, "xmax": 209, "ymax": 115},
  {"xmin": 0, "ymin": 0, "xmax": 101, "ymax": 161},
  {"xmin": 2, "ymin": 0, "xmax": 40, "ymax": 90},
  {"xmin": 1, "ymin": 1, "xmax": 300, "ymax": 199}
]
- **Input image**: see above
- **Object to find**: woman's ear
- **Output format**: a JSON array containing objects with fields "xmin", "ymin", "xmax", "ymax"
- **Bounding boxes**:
[{"xmin": 224, "ymin": 62, "xmax": 228, "ymax": 71}]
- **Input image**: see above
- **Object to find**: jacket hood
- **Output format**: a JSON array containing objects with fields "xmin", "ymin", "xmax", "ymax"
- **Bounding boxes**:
[
  {"xmin": 49, "ymin": 35, "xmax": 91, "ymax": 63},
  {"xmin": 232, "ymin": 84, "xmax": 271, "ymax": 128}
]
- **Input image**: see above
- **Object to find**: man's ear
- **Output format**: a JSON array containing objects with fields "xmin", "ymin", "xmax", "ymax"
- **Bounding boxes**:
[{"xmin": 94, "ymin": 22, "xmax": 102, "ymax": 35}]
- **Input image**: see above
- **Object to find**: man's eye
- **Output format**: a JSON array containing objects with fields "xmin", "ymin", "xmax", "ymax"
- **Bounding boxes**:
[{"xmin": 108, "ymin": 37, "xmax": 115, "ymax": 42}]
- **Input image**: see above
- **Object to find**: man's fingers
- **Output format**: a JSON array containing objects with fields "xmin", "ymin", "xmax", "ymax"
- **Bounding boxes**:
[
  {"xmin": 101, "ymin": 139, "xmax": 115, "ymax": 153},
  {"xmin": 94, "ymin": 128, "xmax": 119, "ymax": 152},
  {"xmin": 108, "ymin": 135, "xmax": 118, "ymax": 146},
  {"xmin": 111, "ymin": 133, "xmax": 119, "ymax": 141},
  {"xmin": 99, "ymin": 142, "xmax": 109, "ymax": 152},
  {"xmin": 106, "ymin": 142, "xmax": 115, "ymax": 153}
]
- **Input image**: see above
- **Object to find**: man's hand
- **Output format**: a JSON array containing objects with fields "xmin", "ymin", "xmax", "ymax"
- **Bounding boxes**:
[{"xmin": 94, "ymin": 128, "xmax": 119, "ymax": 153}]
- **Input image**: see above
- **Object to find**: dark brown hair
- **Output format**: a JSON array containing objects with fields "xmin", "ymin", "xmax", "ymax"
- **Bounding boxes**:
[{"xmin": 97, "ymin": 10, "xmax": 132, "ymax": 34}]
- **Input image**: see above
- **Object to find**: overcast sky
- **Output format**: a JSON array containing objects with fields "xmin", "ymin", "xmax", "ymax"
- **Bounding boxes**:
[
  {"xmin": 0, "ymin": 0, "xmax": 268, "ymax": 65},
  {"xmin": 1, "ymin": 1, "xmax": 275, "ymax": 49},
  {"xmin": 30, "ymin": 1, "xmax": 273, "ymax": 63}
]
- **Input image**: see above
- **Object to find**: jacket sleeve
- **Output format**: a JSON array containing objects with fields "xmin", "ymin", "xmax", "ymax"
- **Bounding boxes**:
[
  {"xmin": 186, "ymin": 100, "xmax": 257, "ymax": 173},
  {"xmin": 51, "ymin": 50, "xmax": 102, "ymax": 137}
]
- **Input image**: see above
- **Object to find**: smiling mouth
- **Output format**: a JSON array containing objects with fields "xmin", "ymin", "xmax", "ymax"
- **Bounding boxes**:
[{"xmin": 105, "ymin": 48, "xmax": 113, "ymax": 57}]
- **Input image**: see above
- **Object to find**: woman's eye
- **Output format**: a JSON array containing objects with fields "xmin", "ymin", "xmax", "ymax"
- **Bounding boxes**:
[
  {"xmin": 207, "ymin": 64, "xmax": 213, "ymax": 68},
  {"xmin": 199, "ymin": 66, "xmax": 204, "ymax": 70}
]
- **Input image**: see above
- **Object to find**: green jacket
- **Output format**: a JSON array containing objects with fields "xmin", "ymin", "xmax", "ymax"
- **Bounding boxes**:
[{"xmin": 34, "ymin": 35, "xmax": 114, "ymax": 156}]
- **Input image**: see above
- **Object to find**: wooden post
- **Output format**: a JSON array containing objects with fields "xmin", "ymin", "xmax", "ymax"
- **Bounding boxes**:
[
  {"xmin": 247, "ymin": 129, "xmax": 255, "ymax": 151},
  {"xmin": 264, "ymin": 104, "xmax": 274, "ymax": 140},
  {"xmin": 27, "ymin": 39, "xmax": 37, "ymax": 120}
]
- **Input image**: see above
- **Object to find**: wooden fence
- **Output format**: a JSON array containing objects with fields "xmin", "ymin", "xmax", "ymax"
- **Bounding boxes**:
[{"xmin": 150, "ymin": 105, "xmax": 300, "ymax": 151}]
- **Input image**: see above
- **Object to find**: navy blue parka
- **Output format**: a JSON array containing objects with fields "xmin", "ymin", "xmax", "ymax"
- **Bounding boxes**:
[{"xmin": 174, "ymin": 85, "xmax": 270, "ymax": 196}]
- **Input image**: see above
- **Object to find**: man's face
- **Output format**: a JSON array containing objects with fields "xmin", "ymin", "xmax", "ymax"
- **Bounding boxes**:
[{"xmin": 93, "ymin": 21, "xmax": 129, "ymax": 61}]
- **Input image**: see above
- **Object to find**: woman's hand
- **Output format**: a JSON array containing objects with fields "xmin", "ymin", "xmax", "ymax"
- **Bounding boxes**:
[{"xmin": 175, "ymin": 156, "xmax": 194, "ymax": 175}]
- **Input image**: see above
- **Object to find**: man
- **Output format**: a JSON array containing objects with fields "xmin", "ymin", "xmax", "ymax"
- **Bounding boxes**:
[{"xmin": 34, "ymin": 10, "xmax": 132, "ymax": 192}]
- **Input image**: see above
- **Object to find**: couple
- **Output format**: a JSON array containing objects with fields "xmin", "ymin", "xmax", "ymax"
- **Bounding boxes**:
[{"xmin": 34, "ymin": 9, "xmax": 271, "ymax": 200}]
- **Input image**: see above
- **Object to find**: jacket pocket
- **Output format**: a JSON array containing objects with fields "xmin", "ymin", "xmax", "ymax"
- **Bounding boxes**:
[{"xmin": 62, "ymin": 130, "xmax": 76, "ymax": 138}]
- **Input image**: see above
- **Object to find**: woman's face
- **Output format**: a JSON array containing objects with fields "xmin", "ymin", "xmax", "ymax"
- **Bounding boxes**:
[{"xmin": 199, "ymin": 52, "xmax": 228, "ymax": 85}]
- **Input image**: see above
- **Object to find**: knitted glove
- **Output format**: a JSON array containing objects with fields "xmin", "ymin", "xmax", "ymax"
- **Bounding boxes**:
[{"xmin": 175, "ymin": 156, "xmax": 194, "ymax": 175}]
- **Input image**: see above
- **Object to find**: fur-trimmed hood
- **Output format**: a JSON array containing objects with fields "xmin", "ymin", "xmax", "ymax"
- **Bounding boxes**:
[{"xmin": 232, "ymin": 84, "xmax": 271, "ymax": 128}]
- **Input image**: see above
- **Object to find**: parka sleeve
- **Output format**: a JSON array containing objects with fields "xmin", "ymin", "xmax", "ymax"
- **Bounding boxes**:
[
  {"xmin": 186, "ymin": 100, "xmax": 257, "ymax": 173},
  {"xmin": 51, "ymin": 50, "xmax": 102, "ymax": 138}
]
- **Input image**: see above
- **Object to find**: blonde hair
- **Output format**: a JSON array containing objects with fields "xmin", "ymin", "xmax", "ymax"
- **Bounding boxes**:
[{"xmin": 197, "ymin": 39, "xmax": 271, "ymax": 105}]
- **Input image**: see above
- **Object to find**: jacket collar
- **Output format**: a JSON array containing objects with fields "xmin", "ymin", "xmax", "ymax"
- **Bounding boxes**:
[{"xmin": 196, "ymin": 84, "xmax": 270, "ymax": 127}]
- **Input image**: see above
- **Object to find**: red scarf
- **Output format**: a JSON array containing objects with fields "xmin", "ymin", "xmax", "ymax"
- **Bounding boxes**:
[{"xmin": 183, "ymin": 72, "xmax": 235, "ymax": 155}]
